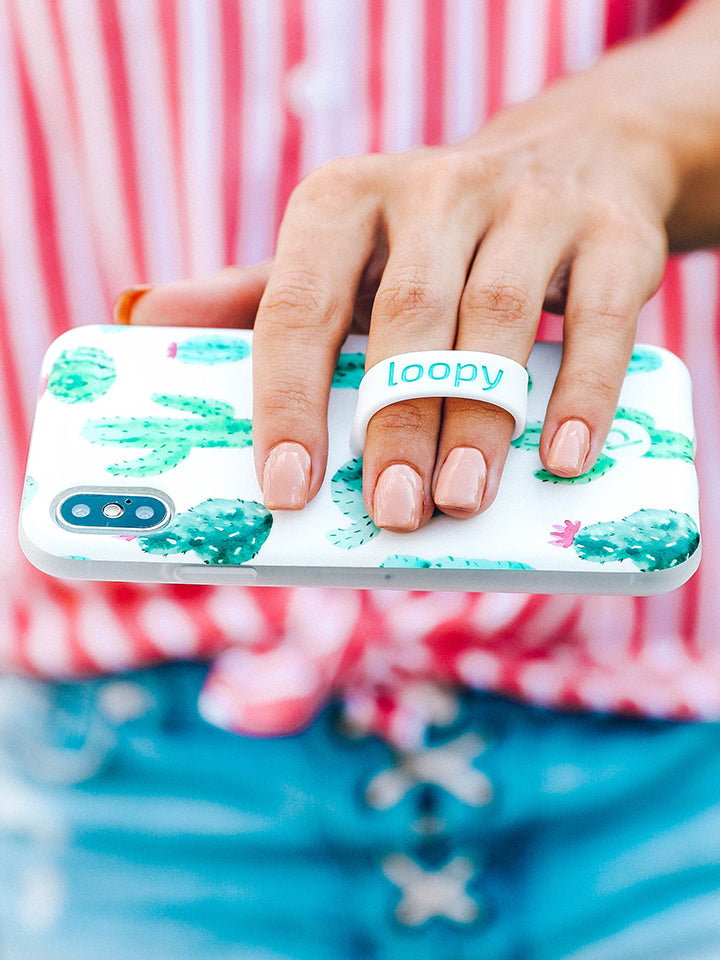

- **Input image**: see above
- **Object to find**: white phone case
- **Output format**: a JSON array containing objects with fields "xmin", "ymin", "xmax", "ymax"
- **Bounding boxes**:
[{"xmin": 19, "ymin": 325, "xmax": 701, "ymax": 594}]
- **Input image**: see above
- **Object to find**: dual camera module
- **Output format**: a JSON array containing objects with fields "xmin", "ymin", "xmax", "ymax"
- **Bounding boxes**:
[{"xmin": 56, "ymin": 490, "xmax": 171, "ymax": 532}]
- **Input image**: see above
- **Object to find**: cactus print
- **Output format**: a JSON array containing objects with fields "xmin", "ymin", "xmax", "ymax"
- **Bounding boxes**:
[
  {"xmin": 82, "ymin": 394, "xmax": 252, "ymax": 477},
  {"xmin": 552, "ymin": 508, "xmax": 699, "ymax": 572},
  {"xmin": 47, "ymin": 346, "xmax": 116, "ymax": 403},
  {"xmin": 382, "ymin": 555, "xmax": 535, "ymax": 570},
  {"xmin": 169, "ymin": 334, "xmax": 251, "ymax": 364},
  {"xmin": 627, "ymin": 346, "xmax": 664, "ymax": 374},
  {"xmin": 331, "ymin": 352, "xmax": 366, "ymax": 388},
  {"xmin": 327, "ymin": 457, "xmax": 380, "ymax": 549},
  {"xmin": 138, "ymin": 498, "xmax": 272, "ymax": 565}
]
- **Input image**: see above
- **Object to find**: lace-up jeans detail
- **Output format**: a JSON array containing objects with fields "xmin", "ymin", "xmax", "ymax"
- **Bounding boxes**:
[{"xmin": 3, "ymin": 668, "xmax": 720, "ymax": 959}]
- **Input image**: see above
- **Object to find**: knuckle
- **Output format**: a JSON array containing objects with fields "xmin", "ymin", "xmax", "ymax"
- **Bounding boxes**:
[
  {"xmin": 566, "ymin": 364, "xmax": 618, "ymax": 406},
  {"xmin": 421, "ymin": 150, "xmax": 486, "ymax": 200},
  {"xmin": 291, "ymin": 154, "xmax": 375, "ymax": 206},
  {"xmin": 582, "ymin": 195, "xmax": 625, "ymax": 232},
  {"xmin": 632, "ymin": 220, "xmax": 668, "ymax": 286},
  {"xmin": 260, "ymin": 272, "xmax": 341, "ymax": 328},
  {"xmin": 375, "ymin": 267, "xmax": 447, "ymax": 323},
  {"xmin": 578, "ymin": 209, "xmax": 667, "ymax": 308},
  {"xmin": 447, "ymin": 397, "xmax": 514, "ymax": 432},
  {"xmin": 505, "ymin": 180, "xmax": 565, "ymax": 221},
  {"xmin": 369, "ymin": 398, "xmax": 438, "ymax": 439},
  {"xmin": 396, "ymin": 149, "xmax": 494, "ymax": 221},
  {"xmin": 585, "ymin": 198, "xmax": 665, "ymax": 261},
  {"xmin": 571, "ymin": 292, "xmax": 632, "ymax": 329},
  {"xmin": 463, "ymin": 276, "xmax": 535, "ymax": 326},
  {"xmin": 628, "ymin": 211, "xmax": 665, "ymax": 251},
  {"xmin": 259, "ymin": 381, "xmax": 320, "ymax": 424}
]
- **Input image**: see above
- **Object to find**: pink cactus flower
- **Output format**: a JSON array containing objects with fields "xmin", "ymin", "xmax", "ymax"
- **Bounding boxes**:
[{"xmin": 550, "ymin": 519, "xmax": 582, "ymax": 548}]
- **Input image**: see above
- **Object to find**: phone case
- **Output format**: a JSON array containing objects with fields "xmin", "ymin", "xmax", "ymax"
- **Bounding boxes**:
[{"xmin": 19, "ymin": 325, "xmax": 701, "ymax": 594}]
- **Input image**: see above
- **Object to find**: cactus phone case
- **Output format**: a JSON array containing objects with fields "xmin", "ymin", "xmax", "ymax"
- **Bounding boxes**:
[{"xmin": 19, "ymin": 325, "xmax": 700, "ymax": 594}]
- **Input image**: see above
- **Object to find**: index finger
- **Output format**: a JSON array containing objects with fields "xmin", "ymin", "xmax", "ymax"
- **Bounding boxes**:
[{"xmin": 252, "ymin": 161, "xmax": 380, "ymax": 508}]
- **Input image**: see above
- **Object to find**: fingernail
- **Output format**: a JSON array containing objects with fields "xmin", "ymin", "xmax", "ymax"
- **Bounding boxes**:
[
  {"xmin": 373, "ymin": 464, "xmax": 424, "ymax": 531},
  {"xmin": 434, "ymin": 447, "xmax": 487, "ymax": 513},
  {"xmin": 112, "ymin": 285, "xmax": 153, "ymax": 324},
  {"xmin": 262, "ymin": 442, "xmax": 311, "ymax": 509},
  {"xmin": 547, "ymin": 420, "xmax": 591, "ymax": 477}
]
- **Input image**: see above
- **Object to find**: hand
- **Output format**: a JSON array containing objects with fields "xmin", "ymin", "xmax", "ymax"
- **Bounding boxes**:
[
  {"xmin": 123, "ymin": 3, "xmax": 720, "ymax": 531},
  {"xmin": 249, "ymin": 79, "xmax": 672, "ymax": 529}
]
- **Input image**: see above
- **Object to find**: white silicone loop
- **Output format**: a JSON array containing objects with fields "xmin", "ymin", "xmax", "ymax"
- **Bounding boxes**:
[{"xmin": 350, "ymin": 350, "xmax": 529, "ymax": 455}]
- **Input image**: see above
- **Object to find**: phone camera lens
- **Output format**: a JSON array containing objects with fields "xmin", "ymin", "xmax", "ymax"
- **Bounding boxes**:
[{"xmin": 58, "ymin": 491, "xmax": 169, "ymax": 532}]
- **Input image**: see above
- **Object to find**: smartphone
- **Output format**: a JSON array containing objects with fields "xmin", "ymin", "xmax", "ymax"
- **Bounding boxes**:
[{"xmin": 19, "ymin": 325, "xmax": 700, "ymax": 594}]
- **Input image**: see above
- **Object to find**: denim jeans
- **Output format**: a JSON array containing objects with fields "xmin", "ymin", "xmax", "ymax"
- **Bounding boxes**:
[{"xmin": 0, "ymin": 662, "xmax": 719, "ymax": 960}]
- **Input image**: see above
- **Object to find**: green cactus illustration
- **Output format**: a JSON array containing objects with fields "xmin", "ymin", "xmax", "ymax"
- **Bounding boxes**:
[
  {"xmin": 332, "ymin": 352, "xmax": 366, "ymax": 388},
  {"xmin": 327, "ymin": 456, "xmax": 380, "ymax": 549},
  {"xmin": 82, "ymin": 394, "xmax": 252, "ymax": 477},
  {"xmin": 46, "ymin": 346, "xmax": 116, "ymax": 403},
  {"xmin": 628, "ymin": 346, "xmax": 663, "ymax": 374},
  {"xmin": 169, "ymin": 334, "xmax": 251, "ymax": 364},
  {"xmin": 534, "ymin": 453, "xmax": 616, "ymax": 485},
  {"xmin": 619, "ymin": 406, "xmax": 693, "ymax": 461},
  {"xmin": 512, "ymin": 406, "xmax": 693, "ymax": 485},
  {"xmin": 138, "ymin": 497, "xmax": 272, "ymax": 565},
  {"xmin": 382, "ymin": 555, "xmax": 534, "ymax": 570},
  {"xmin": 550, "ymin": 509, "xmax": 699, "ymax": 572}
]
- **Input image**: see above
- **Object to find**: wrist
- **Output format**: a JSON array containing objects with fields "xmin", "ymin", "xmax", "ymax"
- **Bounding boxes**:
[{"xmin": 584, "ymin": 23, "xmax": 720, "ymax": 250}]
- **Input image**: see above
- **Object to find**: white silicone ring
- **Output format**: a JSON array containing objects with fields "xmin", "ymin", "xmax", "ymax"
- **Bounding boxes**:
[{"xmin": 349, "ymin": 350, "xmax": 529, "ymax": 455}]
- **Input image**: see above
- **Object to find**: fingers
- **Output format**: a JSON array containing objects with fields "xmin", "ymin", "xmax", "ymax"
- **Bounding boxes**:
[
  {"xmin": 251, "ymin": 160, "xmax": 382, "ymax": 508},
  {"xmin": 116, "ymin": 147, "xmax": 668, "ymax": 532},
  {"xmin": 117, "ymin": 262, "xmax": 271, "ymax": 328},
  {"xmin": 539, "ymin": 223, "xmax": 666, "ymax": 475},
  {"xmin": 363, "ymin": 205, "xmax": 664, "ymax": 526},
  {"xmin": 253, "ymin": 154, "xmax": 663, "ymax": 528}
]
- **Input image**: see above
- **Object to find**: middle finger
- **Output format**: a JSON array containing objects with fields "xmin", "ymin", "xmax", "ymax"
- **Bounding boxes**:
[{"xmin": 361, "ymin": 210, "xmax": 482, "ymax": 530}]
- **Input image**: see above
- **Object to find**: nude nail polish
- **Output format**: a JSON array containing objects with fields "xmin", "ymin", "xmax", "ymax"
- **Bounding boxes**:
[
  {"xmin": 434, "ymin": 447, "xmax": 487, "ymax": 513},
  {"xmin": 112, "ymin": 285, "xmax": 153, "ymax": 325},
  {"xmin": 262, "ymin": 442, "xmax": 311, "ymax": 509},
  {"xmin": 373, "ymin": 464, "xmax": 424, "ymax": 531},
  {"xmin": 547, "ymin": 420, "xmax": 591, "ymax": 477}
]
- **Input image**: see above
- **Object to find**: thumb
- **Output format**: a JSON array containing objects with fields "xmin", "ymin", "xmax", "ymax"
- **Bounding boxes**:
[{"xmin": 113, "ymin": 262, "xmax": 272, "ymax": 329}]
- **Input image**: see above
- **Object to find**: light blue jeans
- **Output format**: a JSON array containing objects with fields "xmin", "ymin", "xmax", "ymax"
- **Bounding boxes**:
[{"xmin": 0, "ymin": 662, "xmax": 719, "ymax": 960}]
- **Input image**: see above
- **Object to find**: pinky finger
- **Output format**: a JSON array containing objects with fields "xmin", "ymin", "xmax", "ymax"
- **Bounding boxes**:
[{"xmin": 539, "ymin": 233, "xmax": 665, "ymax": 477}]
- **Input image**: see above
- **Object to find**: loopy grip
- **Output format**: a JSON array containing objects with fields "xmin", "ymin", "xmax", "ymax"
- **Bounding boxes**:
[{"xmin": 349, "ymin": 349, "xmax": 529, "ymax": 455}]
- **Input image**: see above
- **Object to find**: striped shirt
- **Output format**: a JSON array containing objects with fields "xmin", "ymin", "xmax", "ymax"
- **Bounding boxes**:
[{"xmin": 1, "ymin": 0, "xmax": 717, "ymax": 746}]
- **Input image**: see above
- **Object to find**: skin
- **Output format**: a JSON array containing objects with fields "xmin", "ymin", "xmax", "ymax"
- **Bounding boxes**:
[{"xmin": 122, "ymin": 0, "xmax": 720, "ymax": 532}]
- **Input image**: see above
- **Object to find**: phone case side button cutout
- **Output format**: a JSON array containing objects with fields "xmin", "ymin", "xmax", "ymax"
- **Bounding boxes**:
[{"xmin": 173, "ymin": 565, "xmax": 258, "ymax": 585}]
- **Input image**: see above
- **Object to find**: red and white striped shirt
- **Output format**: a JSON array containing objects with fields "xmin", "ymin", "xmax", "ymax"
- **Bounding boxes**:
[{"xmin": 2, "ymin": 0, "xmax": 718, "ymax": 746}]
